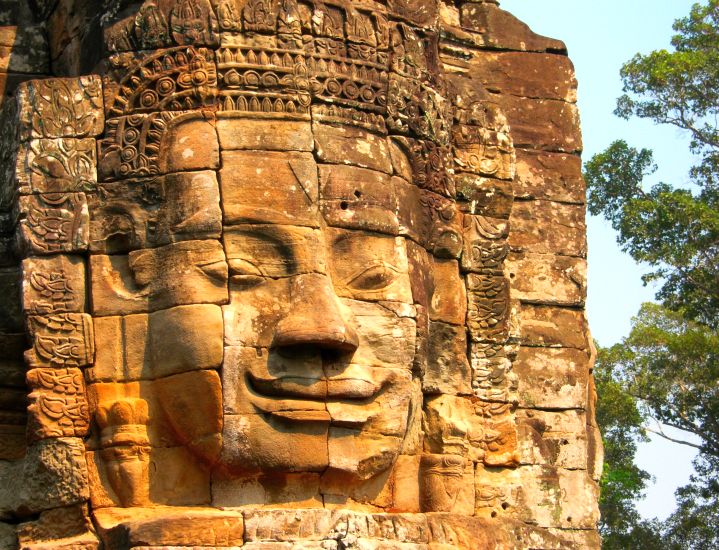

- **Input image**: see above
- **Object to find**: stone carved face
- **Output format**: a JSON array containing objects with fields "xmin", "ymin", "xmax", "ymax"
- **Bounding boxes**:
[
  {"xmin": 210, "ymin": 146, "xmax": 419, "ymax": 480},
  {"xmin": 16, "ymin": 0, "xmax": 516, "ymax": 512},
  {"xmin": 0, "ymin": 0, "xmax": 601, "ymax": 540}
]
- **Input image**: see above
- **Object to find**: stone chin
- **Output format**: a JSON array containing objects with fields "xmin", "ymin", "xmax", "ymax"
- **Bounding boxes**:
[{"xmin": 214, "ymin": 350, "xmax": 415, "ymax": 481}]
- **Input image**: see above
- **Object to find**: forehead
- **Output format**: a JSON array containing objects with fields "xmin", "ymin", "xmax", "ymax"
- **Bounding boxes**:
[
  {"xmin": 91, "ymin": 114, "xmax": 462, "ymax": 257},
  {"xmin": 216, "ymin": 122, "xmax": 419, "ymax": 236}
]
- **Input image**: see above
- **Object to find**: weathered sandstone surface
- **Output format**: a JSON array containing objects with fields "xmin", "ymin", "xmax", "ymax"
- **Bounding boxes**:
[{"xmin": 0, "ymin": 1, "xmax": 601, "ymax": 548}]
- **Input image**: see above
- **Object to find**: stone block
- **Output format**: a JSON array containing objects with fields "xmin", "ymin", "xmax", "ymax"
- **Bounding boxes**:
[
  {"xmin": 99, "ymin": 112, "xmax": 219, "ymax": 181},
  {"xmin": 89, "ymin": 304, "xmax": 224, "ymax": 382},
  {"xmin": 343, "ymin": 298, "xmax": 416, "ymax": 371},
  {"xmin": 466, "ymin": 273, "xmax": 510, "ymax": 343},
  {"xmin": 16, "ymin": 192, "xmax": 90, "ymax": 255},
  {"xmin": 475, "ymin": 464, "xmax": 599, "ymax": 529},
  {"xmin": 16, "ymin": 76, "xmax": 104, "ymax": 140},
  {"xmin": 455, "ymin": 175, "xmax": 513, "ymax": 219},
  {"xmin": 460, "ymin": 214, "xmax": 509, "ymax": 273},
  {"xmin": 21, "ymin": 255, "xmax": 86, "ymax": 315},
  {"xmin": 93, "ymin": 508, "xmax": 244, "ymax": 548},
  {"xmin": 87, "ymin": 445, "xmax": 212, "ymax": 508},
  {"xmin": 470, "ymin": 343, "xmax": 518, "ymax": 404},
  {"xmin": 220, "ymin": 151, "xmax": 319, "ymax": 227},
  {"xmin": 212, "ymin": 473, "xmax": 322, "ymax": 509},
  {"xmin": 513, "ymin": 346, "xmax": 591, "ymax": 410},
  {"xmin": 220, "ymin": 413, "xmax": 329, "ymax": 475},
  {"xmin": 25, "ymin": 313, "xmax": 94, "ymax": 369},
  {"xmin": 548, "ymin": 527, "xmax": 602, "ymax": 549},
  {"xmin": 424, "ymin": 321, "xmax": 472, "ymax": 396},
  {"xmin": 223, "ymin": 277, "xmax": 291, "ymax": 348},
  {"xmin": 419, "ymin": 454, "xmax": 474, "ymax": 514},
  {"xmin": 88, "ymin": 370, "xmax": 222, "ymax": 452},
  {"xmin": 391, "ymin": 455, "xmax": 421, "ymax": 512},
  {"xmin": 517, "ymin": 409, "xmax": 588, "ymax": 469},
  {"xmin": 89, "ymin": 171, "xmax": 222, "ymax": 253},
  {"xmin": 425, "ymin": 514, "xmax": 567, "ymax": 549},
  {"xmin": 519, "ymin": 304, "xmax": 588, "ymax": 349},
  {"xmin": 514, "ymin": 149, "xmax": 585, "ymax": 204},
  {"xmin": 217, "ymin": 114, "xmax": 313, "ymax": 151},
  {"xmin": 498, "ymin": 95, "xmax": 582, "ymax": 153},
  {"xmin": 16, "ymin": 504, "xmax": 94, "ymax": 548},
  {"xmin": 15, "ymin": 138, "xmax": 97, "ymax": 195},
  {"xmin": 429, "ymin": 259, "xmax": 466, "ymax": 325},
  {"xmin": 27, "ymin": 367, "xmax": 89, "ymax": 441},
  {"xmin": 391, "ymin": 137, "xmax": 456, "ymax": 198},
  {"xmin": 459, "ymin": 3, "xmax": 567, "ymax": 53},
  {"xmin": 393, "ymin": 178, "xmax": 424, "ymax": 244},
  {"xmin": 423, "ymin": 394, "xmax": 517, "ymax": 466},
  {"xmin": 242, "ymin": 509, "xmax": 333, "ymax": 542},
  {"xmin": 327, "ymin": 228, "xmax": 412, "ymax": 304},
  {"xmin": 224, "ymin": 224, "xmax": 325, "ymax": 279},
  {"xmin": 319, "ymin": 164, "xmax": 398, "ymax": 235},
  {"xmin": 314, "ymin": 122, "xmax": 392, "ymax": 174},
  {"xmin": 90, "ymin": 240, "xmax": 228, "ymax": 316},
  {"xmin": 468, "ymin": 51, "xmax": 577, "ymax": 102},
  {"xmin": 507, "ymin": 251, "xmax": 586, "ymax": 306},
  {"xmin": 509, "ymin": 200, "xmax": 586, "ymax": 257},
  {"xmin": 1, "ymin": 437, "xmax": 90, "ymax": 516},
  {"xmin": 388, "ymin": 0, "xmax": 439, "ymax": 28}
]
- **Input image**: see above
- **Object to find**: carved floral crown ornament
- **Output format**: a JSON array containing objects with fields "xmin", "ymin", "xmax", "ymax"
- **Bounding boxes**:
[{"xmin": 0, "ymin": 0, "xmax": 600, "ymax": 548}]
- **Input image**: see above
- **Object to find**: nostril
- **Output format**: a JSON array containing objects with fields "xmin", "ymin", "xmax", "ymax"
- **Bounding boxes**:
[{"xmin": 276, "ymin": 344, "xmax": 321, "ymax": 361}]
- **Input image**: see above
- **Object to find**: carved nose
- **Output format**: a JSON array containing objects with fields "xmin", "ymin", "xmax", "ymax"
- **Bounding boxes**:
[{"xmin": 272, "ymin": 273, "xmax": 359, "ymax": 352}]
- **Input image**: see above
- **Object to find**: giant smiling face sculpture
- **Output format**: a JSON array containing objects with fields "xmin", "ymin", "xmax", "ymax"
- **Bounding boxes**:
[{"xmin": 29, "ymin": 0, "xmax": 517, "ymax": 510}]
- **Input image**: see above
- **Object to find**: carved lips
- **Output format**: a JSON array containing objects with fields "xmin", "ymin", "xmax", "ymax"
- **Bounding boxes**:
[{"xmin": 244, "ymin": 361, "xmax": 388, "ymax": 426}]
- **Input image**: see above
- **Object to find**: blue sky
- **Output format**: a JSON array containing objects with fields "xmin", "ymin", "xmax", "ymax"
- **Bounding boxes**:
[{"xmin": 499, "ymin": 0, "xmax": 701, "ymax": 520}]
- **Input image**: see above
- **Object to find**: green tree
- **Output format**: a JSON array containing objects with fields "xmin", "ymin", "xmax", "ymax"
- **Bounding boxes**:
[
  {"xmin": 584, "ymin": 0, "xmax": 719, "ymax": 545},
  {"xmin": 593, "ymin": 345, "xmax": 662, "ymax": 549}
]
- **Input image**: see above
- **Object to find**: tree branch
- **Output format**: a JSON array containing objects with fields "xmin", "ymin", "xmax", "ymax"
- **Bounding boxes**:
[{"xmin": 645, "ymin": 423, "xmax": 705, "ymax": 451}]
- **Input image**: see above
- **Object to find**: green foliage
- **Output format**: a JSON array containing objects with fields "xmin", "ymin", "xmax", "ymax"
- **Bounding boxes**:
[
  {"xmin": 585, "ymin": 141, "xmax": 719, "ymax": 326},
  {"xmin": 596, "ymin": 304, "xmax": 719, "ymax": 547},
  {"xmin": 616, "ymin": 0, "xmax": 719, "ymax": 188},
  {"xmin": 594, "ymin": 346, "xmax": 654, "ymax": 547},
  {"xmin": 585, "ymin": 1, "xmax": 719, "ymax": 546},
  {"xmin": 662, "ymin": 463, "xmax": 719, "ymax": 550}
]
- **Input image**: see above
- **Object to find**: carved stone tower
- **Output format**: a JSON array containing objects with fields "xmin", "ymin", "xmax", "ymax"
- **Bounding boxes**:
[{"xmin": 0, "ymin": 1, "xmax": 601, "ymax": 548}]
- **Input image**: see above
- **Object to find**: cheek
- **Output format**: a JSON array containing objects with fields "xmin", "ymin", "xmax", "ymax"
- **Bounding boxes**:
[
  {"xmin": 223, "ymin": 279, "xmax": 290, "ymax": 348},
  {"xmin": 341, "ymin": 298, "xmax": 416, "ymax": 369}
]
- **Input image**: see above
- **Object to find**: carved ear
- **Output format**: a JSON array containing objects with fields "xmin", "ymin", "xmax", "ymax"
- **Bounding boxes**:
[{"xmin": 128, "ymin": 250, "xmax": 155, "ymax": 287}]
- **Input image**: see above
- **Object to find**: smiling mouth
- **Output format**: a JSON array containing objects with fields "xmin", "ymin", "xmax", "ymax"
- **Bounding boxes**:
[{"xmin": 244, "ymin": 372, "xmax": 383, "ymax": 424}]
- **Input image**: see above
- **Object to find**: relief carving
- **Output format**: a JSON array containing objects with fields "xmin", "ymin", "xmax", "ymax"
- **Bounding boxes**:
[
  {"xmin": 1, "ymin": 1, "xmax": 599, "ymax": 547},
  {"xmin": 27, "ymin": 367, "xmax": 89, "ymax": 441},
  {"xmin": 16, "ymin": 138, "xmax": 97, "ymax": 195},
  {"xmin": 25, "ymin": 313, "xmax": 94, "ymax": 368},
  {"xmin": 15, "ymin": 76, "xmax": 104, "ymax": 140},
  {"xmin": 15, "ymin": 192, "xmax": 89, "ymax": 255},
  {"xmin": 22, "ymin": 255, "xmax": 86, "ymax": 314},
  {"xmin": 105, "ymin": 47, "xmax": 218, "ymax": 117},
  {"xmin": 95, "ymin": 398, "xmax": 151, "ymax": 507}
]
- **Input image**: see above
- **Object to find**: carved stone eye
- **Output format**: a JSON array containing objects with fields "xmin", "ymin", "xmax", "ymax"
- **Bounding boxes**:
[
  {"xmin": 228, "ymin": 258, "xmax": 264, "ymax": 288},
  {"xmin": 346, "ymin": 262, "xmax": 398, "ymax": 291}
]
